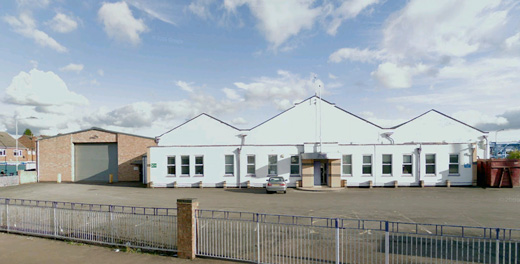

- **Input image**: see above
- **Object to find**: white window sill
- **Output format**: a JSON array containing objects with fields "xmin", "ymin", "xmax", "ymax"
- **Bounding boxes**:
[
  {"xmin": 448, "ymin": 174, "xmax": 460, "ymax": 177},
  {"xmin": 362, "ymin": 174, "xmax": 372, "ymax": 177},
  {"xmin": 194, "ymin": 174, "xmax": 204, "ymax": 177},
  {"xmin": 180, "ymin": 175, "xmax": 190, "ymax": 177},
  {"xmin": 166, "ymin": 175, "xmax": 176, "ymax": 177},
  {"xmin": 290, "ymin": 174, "xmax": 300, "ymax": 177},
  {"xmin": 245, "ymin": 174, "xmax": 256, "ymax": 177},
  {"xmin": 223, "ymin": 174, "xmax": 235, "ymax": 177},
  {"xmin": 401, "ymin": 174, "xmax": 413, "ymax": 177},
  {"xmin": 381, "ymin": 174, "xmax": 393, "ymax": 177},
  {"xmin": 424, "ymin": 174, "xmax": 437, "ymax": 177},
  {"xmin": 341, "ymin": 174, "xmax": 352, "ymax": 177}
]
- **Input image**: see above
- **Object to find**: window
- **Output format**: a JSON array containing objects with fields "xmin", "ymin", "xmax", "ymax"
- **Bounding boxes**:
[
  {"xmin": 195, "ymin": 156, "xmax": 204, "ymax": 175},
  {"xmin": 247, "ymin": 155, "xmax": 256, "ymax": 175},
  {"xmin": 225, "ymin": 155, "xmax": 234, "ymax": 175},
  {"xmin": 382, "ymin": 154, "xmax": 392, "ymax": 175},
  {"xmin": 426, "ymin": 154, "xmax": 436, "ymax": 174},
  {"xmin": 181, "ymin": 155, "xmax": 190, "ymax": 175},
  {"xmin": 402, "ymin": 154, "xmax": 412, "ymax": 175},
  {"xmin": 167, "ymin": 156, "xmax": 176, "ymax": 176},
  {"xmin": 342, "ymin": 155, "xmax": 352, "ymax": 175},
  {"xmin": 268, "ymin": 155, "xmax": 278, "ymax": 175},
  {"xmin": 290, "ymin": 155, "xmax": 300, "ymax": 175},
  {"xmin": 13, "ymin": 150, "xmax": 22, "ymax": 156},
  {"xmin": 362, "ymin": 155, "xmax": 372, "ymax": 175},
  {"xmin": 0, "ymin": 149, "xmax": 5, "ymax": 156},
  {"xmin": 449, "ymin": 154, "xmax": 459, "ymax": 175}
]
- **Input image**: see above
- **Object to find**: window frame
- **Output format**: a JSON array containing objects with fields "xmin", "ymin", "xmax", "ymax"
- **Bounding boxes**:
[
  {"xmin": 402, "ymin": 154, "xmax": 413, "ymax": 176},
  {"xmin": 180, "ymin": 155, "xmax": 190, "ymax": 176},
  {"xmin": 246, "ymin": 155, "xmax": 256, "ymax": 176},
  {"xmin": 290, "ymin": 155, "xmax": 300, "ymax": 176},
  {"xmin": 268, "ymin": 154, "xmax": 278, "ymax": 176},
  {"xmin": 362, "ymin": 154, "xmax": 372, "ymax": 176},
  {"xmin": 225, "ymin": 155, "xmax": 234, "ymax": 176},
  {"xmin": 449, "ymin": 154, "xmax": 460, "ymax": 176},
  {"xmin": 342, "ymin": 154, "xmax": 352, "ymax": 176},
  {"xmin": 382, "ymin": 154, "xmax": 392, "ymax": 176},
  {"xmin": 13, "ymin": 149, "xmax": 23, "ymax": 157},
  {"xmin": 425, "ymin": 154, "xmax": 436, "ymax": 175},
  {"xmin": 194, "ymin": 155, "xmax": 204, "ymax": 177},
  {"xmin": 0, "ymin": 149, "xmax": 5, "ymax": 156},
  {"xmin": 166, "ymin": 156, "xmax": 176, "ymax": 177}
]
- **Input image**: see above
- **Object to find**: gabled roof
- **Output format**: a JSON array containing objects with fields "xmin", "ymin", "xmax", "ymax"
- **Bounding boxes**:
[
  {"xmin": 39, "ymin": 127, "xmax": 155, "ymax": 141},
  {"xmin": 157, "ymin": 113, "xmax": 243, "ymax": 138},
  {"xmin": 249, "ymin": 95, "xmax": 383, "ymax": 130},
  {"xmin": 391, "ymin": 109, "xmax": 487, "ymax": 133},
  {"xmin": 0, "ymin": 132, "xmax": 27, "ymax": 148}
]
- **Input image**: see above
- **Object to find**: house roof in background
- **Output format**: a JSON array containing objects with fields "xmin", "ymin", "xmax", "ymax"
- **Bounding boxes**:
[{"xmin": 0, "ymin": 132, "xmax": 27, "ymax": 148}]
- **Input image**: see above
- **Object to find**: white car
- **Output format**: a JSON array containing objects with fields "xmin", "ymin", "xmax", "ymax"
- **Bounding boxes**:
[{"xmin": 266, "ymin": 177, "xmax": 287, "ymax": 194}]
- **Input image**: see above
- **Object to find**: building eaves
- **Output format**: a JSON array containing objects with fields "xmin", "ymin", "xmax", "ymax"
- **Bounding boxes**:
[
  {"xmin": 390, "ymin": 109, "xmax": 488, "ymax": 133},
  {"xmin": 157, "ymin": 113, "xmax": 243, "ymax": 138},
  {"xmin": 38, "ymin": 127, "xmax": 155, "ymax": 141}
]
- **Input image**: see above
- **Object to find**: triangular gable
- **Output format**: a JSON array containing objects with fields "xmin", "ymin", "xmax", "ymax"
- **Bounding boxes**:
[
  {"xmin": 158, "ymin": 113, "xmax": 242, "ymax": 145},
  {"xmin": 392, "ymin": 110, "xmax": 486, "ymax": 133}
]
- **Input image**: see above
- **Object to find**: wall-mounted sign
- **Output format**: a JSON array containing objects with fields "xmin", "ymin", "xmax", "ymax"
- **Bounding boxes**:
[
  {"xmin": 464, "ymin": 163, "xmax": 471, "ymax": 168},
  {"xmin": 151, "ymin": 163, "xmax": 157, "ymax": 168}
]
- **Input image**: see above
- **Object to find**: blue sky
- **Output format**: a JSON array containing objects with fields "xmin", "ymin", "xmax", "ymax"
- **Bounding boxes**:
[{"xmin": 1, "ymin": 0, "xmax": 520, "ymax": 141}]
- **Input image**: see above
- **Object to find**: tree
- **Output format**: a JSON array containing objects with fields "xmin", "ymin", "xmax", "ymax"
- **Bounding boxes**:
[
  {"xmin": 507, "ymin": 150, "xmax": 520, "ymax": 160},
  {"xmin": 23, "ymin": 128, "xmax": 33, "ymax": 136}
]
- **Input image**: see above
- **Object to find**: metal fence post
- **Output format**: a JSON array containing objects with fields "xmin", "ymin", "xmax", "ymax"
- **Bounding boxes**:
[
  {"xmin": 109, "ymin": 205, "xmax": 114, "ymax": 244},
  {"xmin": 385, "ymin": 221, "xmax": 390, "ymax": 264},
  {"xmin": 52, "ymin": 202, "xmax": 57, "ymax": 237},
  {"xmin": 496, "ymin": 228, "xmax": 500, "ymax": 264},
  {"xmin": 335, "ymin": 218, "xmax": 340, "ymax": 264},
  {"xmin": 256, "ymin": 213, "xmax": 260, "ymax": 264},
  {"xmin": 5, "ymin": 199, "xmax": 9, "ymax": 233}
]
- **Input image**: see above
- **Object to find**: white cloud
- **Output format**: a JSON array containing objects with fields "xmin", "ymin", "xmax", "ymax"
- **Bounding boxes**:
[
  {"xmin": 224, "ymin": 0, "xmax": 321, "ymax": 49},
  {"xmin": 60, "ymin": 63, "xmax": 84, "ymax": 73},
  {"xmin": 328, "ymin": 73, "xmax": 337, "ymax": 79},
  {"xmin": 176, "ymin": 80, "xmax": 195, "ymax": 93},
  {"xmin": 382, "ymin": 0, "xmax": 509, "ymax": 58},
  {"xmin": 3, "ymin": 13, "xmax": 67, "ymax": 52},
  {"xmin": 232, "ymin": 70, "xmax": 323, "ymax": 110},
  {"xmin": 98, "ymin": 1, "xmax": 148, "ymax": 45},
  {"xmin": 4, "ymin": 69, "xmax": 88, "ymax": 107},
  {"xmin": 329, "ymin": 48, "xmax": 384, "ymax": 63},
  {"xmin": 97, "ymin": 69, "xmax": 104, "ymax": 76},
  {"xmin": 452, "ymin": 110, "xmax": 508, "ymax": 127},
  {"xmin": 222, "ymin": 87, "xmax": 242, "ymax": 100},
  {"xmin": 504, "ymin": 32, "xmax": 520, "ymax": 51},
  {"xmin": 188, "ymin": 0, "xmax": 214, "ymax": 20},
  {"xmin": 47, "ymin": 13, "xmax": 78, "ymax": 33},
  {"xmin": 232, "ymin": 117, "xmax": 247, "ymax": 125},
  {"xmin": 16, "ymin": 0, "xmax": 51, "ymax": 8},
  {"xmin": 371, "ymin": 62, "xmax": 413, "ymax": 89},
  {"xmin": 126, "ymin": 0, "xmax": 177, "ymax": 25},
  {"xmin": 324, "ymin": 0, "xmax": 380, "ymax": 35}
]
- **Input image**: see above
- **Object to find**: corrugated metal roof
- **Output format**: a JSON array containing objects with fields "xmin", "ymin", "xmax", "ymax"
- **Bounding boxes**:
[{"xmin": 38, "ymin": 127, "xmax": 155, "ymax": 141}]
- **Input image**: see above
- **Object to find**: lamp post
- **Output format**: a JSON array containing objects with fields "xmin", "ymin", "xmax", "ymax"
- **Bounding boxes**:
[{"xmin": 15, "ymin": 116, "xmax": 37, "ymax": 173}]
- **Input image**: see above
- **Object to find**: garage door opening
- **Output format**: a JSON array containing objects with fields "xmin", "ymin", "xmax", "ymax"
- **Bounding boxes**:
[{"xmin": 74, "ymin": 143, "xmax": 118, "ymax": 182}]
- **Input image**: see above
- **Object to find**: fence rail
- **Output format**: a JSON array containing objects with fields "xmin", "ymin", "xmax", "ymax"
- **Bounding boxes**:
[
  {"xmin": 0, "ymin": 198, "xmax": 178, "ymax": 252},
  {"xmin": 196, "ymin": 209, "xmax": 520, "ymax": 264},
  {"xmin": 1, "ymin": 198, "xmax": 519, "ymax": 263}
]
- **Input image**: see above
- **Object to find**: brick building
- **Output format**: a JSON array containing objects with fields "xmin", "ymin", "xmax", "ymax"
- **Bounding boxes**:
[
  {"xmin": 38, "ymin": 127, "xmax": 156, "ymax": 183},
  {"xmin": 0, "ymin": 132, "xmax": 31, "ymax": 163},
  {"xmin": 18, "ymin": 134, "xmax": 38, "ymax": 161}
]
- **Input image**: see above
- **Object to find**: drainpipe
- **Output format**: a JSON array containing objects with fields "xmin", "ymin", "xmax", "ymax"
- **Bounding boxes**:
[
  {"xmin": 416, "ymin": 145, "xmax": 422, "ymax": 183},
  {"xmin": 482, "ymin": 135, "xmax": 488, "ymax": 159},
  {"xmin": 36, "ymin": 140, "xmax": 40, "ymax": 182},
  {"xmin": 237, "ymin": 134, "xmax": 247, "ymax": 188}
]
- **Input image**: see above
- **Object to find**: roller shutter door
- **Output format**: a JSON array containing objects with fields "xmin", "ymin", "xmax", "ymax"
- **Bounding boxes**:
[{"xmin": 74, "ymin": 143, "xmax": 118, "ymax": 182}]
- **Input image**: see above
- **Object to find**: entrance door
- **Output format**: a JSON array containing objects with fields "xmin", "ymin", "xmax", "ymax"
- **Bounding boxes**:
[
  {"xmin": 314, "ymin": 161, "xmax": 321, "ymax": 185},
  {"xmin": 320, "ymin": 162, "xmax": 328, "ymax": 186}
]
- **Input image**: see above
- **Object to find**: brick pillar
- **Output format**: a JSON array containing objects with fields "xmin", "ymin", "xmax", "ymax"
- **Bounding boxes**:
[{"xmin": 177, "ymin": 198, "xmax": 198, "ymax": 259}]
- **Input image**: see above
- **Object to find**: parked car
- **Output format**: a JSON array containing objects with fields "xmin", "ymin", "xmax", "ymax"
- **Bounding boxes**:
[{"xmin": 266, "ymin": 177, "xmax": 287, "ymax": 194}]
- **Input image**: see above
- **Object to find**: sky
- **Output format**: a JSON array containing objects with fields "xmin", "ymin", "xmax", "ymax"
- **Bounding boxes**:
[{"xmin": 1, "ymin": 0, "xmax": 520, "ymax": 141}]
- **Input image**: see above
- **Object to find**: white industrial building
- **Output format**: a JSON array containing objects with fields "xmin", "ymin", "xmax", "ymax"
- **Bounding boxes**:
[{"xmin": 147, "ymin": 96, "xmax": 489, "ymax": 188}]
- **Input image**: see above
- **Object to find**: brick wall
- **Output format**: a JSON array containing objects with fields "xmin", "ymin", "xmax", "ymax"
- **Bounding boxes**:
[
  {"xmin": 117, "ymin": 134, "xmax": 156, "ymax": 181},
  {"xmin": 0, "ymin": 148, "xmax": 31, "ymax": 163},
  {"xmin": 38, "ymin": 129, "xmax": 155, "ymax": 182},
  {"xmin": 38, "ymin": 135, "xmax": 72, "ymax": 182}
]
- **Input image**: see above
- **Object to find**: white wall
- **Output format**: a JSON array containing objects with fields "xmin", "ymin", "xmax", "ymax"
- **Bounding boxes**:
[
  {"xmin": 150, "ymin": 96, "xmax": 487, "ymax": 188},
  {"xmin": 149, "ymin": 143, "xmax": 476, "ymax": 187}
]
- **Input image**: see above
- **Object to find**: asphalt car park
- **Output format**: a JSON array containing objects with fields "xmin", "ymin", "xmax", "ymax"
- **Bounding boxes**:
[{"xmin": 0, "ymin": 183, "xmax": 519, "ymax": 229}]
